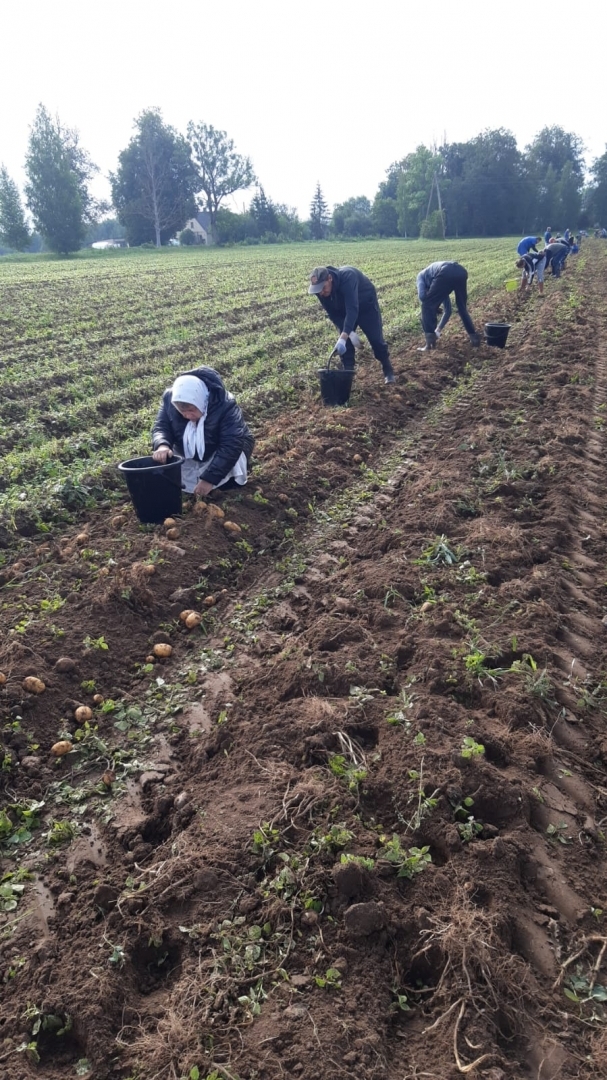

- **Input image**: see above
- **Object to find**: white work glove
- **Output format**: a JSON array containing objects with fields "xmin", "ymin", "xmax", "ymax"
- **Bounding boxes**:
[
  {"xmin": 434, "ymin": 329, "xmax": 441, "ymax": 340},
  {"xmin": 349, "ymin": 331, "xmax": 362, "ymax": 349},
  {"xmin": 335, "ymin": 337, "xmax": 347, "ymax": 356}
]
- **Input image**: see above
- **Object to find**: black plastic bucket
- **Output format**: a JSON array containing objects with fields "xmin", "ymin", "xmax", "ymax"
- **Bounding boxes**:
[
  {"xmin": 484, "ymin": 323, "xmax": 511, "ymax": 349},
  {"xmin": 118, "ymin": 455, "xmax": 184, "ymax": 524},
  {"xmin": 317, "ymin": 352, "xmax": 355, "ymax": 406}
]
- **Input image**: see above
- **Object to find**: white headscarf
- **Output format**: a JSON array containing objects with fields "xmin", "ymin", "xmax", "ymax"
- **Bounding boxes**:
[{"xmin": 171, "ymin": 375, "xmax": 209, "ymax": 461}]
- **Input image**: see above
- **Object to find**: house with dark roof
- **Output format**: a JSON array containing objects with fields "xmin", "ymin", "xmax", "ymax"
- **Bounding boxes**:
[{"xmin": 183, "ymin": 211, "xmax": 211, "ymax": 244}]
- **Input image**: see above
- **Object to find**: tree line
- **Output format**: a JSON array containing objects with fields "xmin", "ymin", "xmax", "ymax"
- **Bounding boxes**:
[{"xmin": 1, "ymin": 106, "xmax": 607, "ymax": 254}]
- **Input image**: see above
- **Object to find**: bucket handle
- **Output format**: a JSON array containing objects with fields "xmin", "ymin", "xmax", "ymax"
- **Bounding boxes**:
[{"xmin": 326, "ymin": 347, "xmax": 341, "ymax": 370}]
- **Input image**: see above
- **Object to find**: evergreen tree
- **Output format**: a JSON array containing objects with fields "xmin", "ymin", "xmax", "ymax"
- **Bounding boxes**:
[
  {"xmin": 250, "ymin": 186, "xmax": 279, "ymax": 235},
  {"xmin": 0, "ymin": 166, "xmax": 30, "ymax": 251},
  {"xmin": 24, "ymin": 104, "xmax": 99, "ymax": 254},
  {"xmin": 111, "ymin": 109, "xmax": 198, "ymax": 247},
  {"xmin": 309, "ymin": 182, "xmax": 329, "ymax": 239}
]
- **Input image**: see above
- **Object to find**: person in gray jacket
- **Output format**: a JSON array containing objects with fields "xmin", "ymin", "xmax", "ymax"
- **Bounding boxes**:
[
  {"xmin": 416, "ymin": 261, "xmax": 481, "ymax": 351},
  {"xmin": 309, "ymin": 265, "xmax": 395, "ymax": 384}
]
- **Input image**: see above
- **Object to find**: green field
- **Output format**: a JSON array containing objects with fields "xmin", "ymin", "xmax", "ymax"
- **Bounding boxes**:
[{"xmin": 0, "ymin": 239, "xmax": 517, "ymax": 534}]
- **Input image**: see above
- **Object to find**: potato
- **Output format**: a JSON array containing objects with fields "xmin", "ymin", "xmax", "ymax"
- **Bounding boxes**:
[
  {"xmin": 420, "ymin": 601, "xmax": 433, "ymax": 613},
  {"xmin": 142, "ymin": 563, "xmax": 156, "ymax": 575},
  {"xmin": 223, "ymin": 521, "xmax": 242, "ymax": 534},
  {"xmin": 54, "ymin": 657, "xmax": 77, "ymax": 673},
  {"xmin": 163, "ymin": 517, "xmax": 177, "ymax": 528},
  {"xmin": 145, "ymin": 655, "xmax": 155, "ymax": 664},
  {"xmin": 153, "ymin": 643, "xmax": 172, "ymax": 658},
  {"xmin": 51, "ymin": 740, "xmax": 72, "ymax": 757},
  {"xmin": 75, "ymin": 705, "xmax": 93, "ymax": 723},
  {"xmin": 352, "ymin": 454, "xmax": 362, "ymax": 464},
  {"xmin": 75, "ymin": 532, "xmax": 89, "ymax": 545},
  {"xmin": 93, "ymin": 694, "xmax": 104, "ymax": 705},
  {"xmin": 22, "ymin": 676, "xmax": 46, "ymax": 694},
  {"xmin": 166, "ymin": 528, "xmax": 181, "ymax": 541},
  {"xmin": 278, "ymin": 493, "xmax": 289, "ymax": 503},
  {"xmin": 101, "ymin": 769, "xmax": 115, "ymax": 787},
  {"xmin": 193, "ymin": 501, "xmax": 207, "ymax": 515},
  {"xmin": 185, "ymin": 612, "xmax": 202, "ymax": 629},
  {"xmin": 111, "ymin": 515, "xmax": 125, "ymax": 528},
  {"xmin": 203, "ymin": 595, "xmax": 216, "ymax": 607},
  {"xmin": 207, "ymin": 505, "xmax": 225, "ymax": 520},
  {"xmin": 0, "ymin": 672, "xmax": 7, "ymax": 686},
  {"xmin": 179, "ymin": 609, "xmax": 195, "ymax": 622}
]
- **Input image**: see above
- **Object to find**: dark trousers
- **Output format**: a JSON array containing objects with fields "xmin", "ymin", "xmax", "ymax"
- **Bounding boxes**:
[
  {"xmin": 328, "ymin": 301, "xmax": 390, "ymax": 371},
  {"xmin": 421, "ymin": 264, "xmax": 476, "ymax": 337}
]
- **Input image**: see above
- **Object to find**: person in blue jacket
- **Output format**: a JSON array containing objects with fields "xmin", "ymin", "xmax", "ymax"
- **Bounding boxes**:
[
  {"xmin": 544, "ymin": 240, "xmax": 569, "ymax": 279},
  {"xmin": 152, "ymin": 367, "xmax": 254, "ymax": 496},
  {"xmin": 309, "ymin": 265, "xmax": 395, "ymax": 384},
  {"xmin": 416, "ymin": 261, "xmax": 481, "ymax": 351},
  {"xmin": 544, "ymin": 226, "xmax": 552, "ymax": 244},
  {"xmin": 517, "ymin": 236, "xmax": 541, "ymax": 256}
]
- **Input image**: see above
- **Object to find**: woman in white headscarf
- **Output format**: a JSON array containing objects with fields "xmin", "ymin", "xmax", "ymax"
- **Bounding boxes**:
[{"xmin": 151, "ymin": 367, "xmax": 254, "ymax": 497}]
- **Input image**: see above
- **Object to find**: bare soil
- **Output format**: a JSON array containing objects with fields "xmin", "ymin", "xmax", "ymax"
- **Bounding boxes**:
[{"xmin": 2, "ymin": 247, "xmax": 607, "ymax": 1080}]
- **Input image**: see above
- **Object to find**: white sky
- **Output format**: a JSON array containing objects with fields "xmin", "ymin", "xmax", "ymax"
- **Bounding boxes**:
[{"xmin": 1, "ymin": 0, "xmax": 606, "ymax": 221}]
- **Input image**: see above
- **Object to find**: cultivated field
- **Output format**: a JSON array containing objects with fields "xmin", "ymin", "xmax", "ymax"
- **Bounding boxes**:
[
  {"xmin": 1, "ymin": 240, "xmax": 607, "ymax": 1080},
  {"xmin": 0, "ymin": 240, "xmax": 515, "ymax": 537}
]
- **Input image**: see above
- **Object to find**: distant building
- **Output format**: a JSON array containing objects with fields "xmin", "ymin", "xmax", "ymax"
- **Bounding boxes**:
[
  {"xmin": 182, "ymin": 211, "xmax": 211, "ymax": 244},
  {"xmin": 91, "ymin": 239, "xmax": 128, "ymax": 250}
]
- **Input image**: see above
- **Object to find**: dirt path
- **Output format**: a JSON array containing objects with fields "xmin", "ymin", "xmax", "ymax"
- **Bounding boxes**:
[{"xmin": 2, "ymin": 246, "xmax": 607, "ymax": 1080}]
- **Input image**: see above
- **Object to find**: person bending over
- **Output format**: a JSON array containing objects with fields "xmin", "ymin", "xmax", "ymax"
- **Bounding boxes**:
[
  {"xmin": 308, "ymin": 265, "xmax": 396, "ymax": 384},
  {"xmin": 416, "ymin": 261, "xmax": 481, "ymax": 351}
]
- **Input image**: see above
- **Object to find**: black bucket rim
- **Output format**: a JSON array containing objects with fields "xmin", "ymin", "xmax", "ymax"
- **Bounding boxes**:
[
  {"xmin": 118, "ymin": 454, "xmax": 184, "ymax": 473},
  {"xmin": 484, "ymin": 322, "xmax": 512, "ymax": 331}
]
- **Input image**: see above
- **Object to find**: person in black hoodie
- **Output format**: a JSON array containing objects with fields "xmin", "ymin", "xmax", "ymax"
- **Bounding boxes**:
[
  {"xmin": 151, "ymin": 367, "xmax": 254, "ymax": 497},
  {"xmin": 308, "ymin": 265, "xmax": 396, "ymax": 384}
]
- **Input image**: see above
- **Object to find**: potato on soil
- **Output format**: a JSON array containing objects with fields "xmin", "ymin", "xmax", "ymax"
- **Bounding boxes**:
[
  {"xmin": 93, "ymin": 694, "xmax": 104, "ymax": 705},
  {"xmin": 145, "ymin": 655, "xmax": 155, "ymax": 663},
  {"xmin": 193, "ymin": 501, "xmax": 207, "ymax": 515},
  {"xmin": 420, "ymin": 601, "xmax": 433, "ymax": 613},
  {"xmin": 166, "ymin": 527, "xmax": 180, "ymax": 540},
  {"xmin": 111, "ymin": 515, "xmax": 125, "ymax": 528},
  {"xmin": 207, "ymin": 504, "xmax": 225, "ymax": 520},
  {"xmin": 185, "ymin": 612, "xmax": 202, "ymax": 629},
  {"xmin": 224, "ymin": 521, "xmax": 242, "ymax": 534},
  {"xmin": 0, "ymin": 672, "xmax": 7, "ymax": 686},
  {"xmin": 278, "ymin": 493, "xmax": 289, "ymax": 503},
  {"xmin": 75, "ymin": 705, "xmax": 93, "ymax": 723},
  {"xmin": 54, "ymin": 652, "xmax": 76, "ymax": 669},
  {"xmin": 203, "ymin": 595, "xmax": 216, "ymax": 607},
  {"xmin": 153, "ymin": 643, "xmax": 172, "ymax": 658},
  {"xmin": 101, "ymin": 770, "xmax": 115, "ymax": 787},
  {"xmin": 22, "ymin": 676, "xmax": 46, "ymax": 694},
  {"xmin": 132, "ymin": 561, "xmax": 156, "ymax": 575},
  {"xmin": 75, "ymin": 532, "xmax": 89, "ymax": 545},
  {"xmin": 51, "ymin": 740, "xmax": 73, "ymax": 756},
  {"xmin": 163, "ymin": 517, "xmax": 177, "ymax": 528},
  {"xmin": 353, "ymin": 454, "xmax": 362, "ymax": 464},
  {"xmin": 179, "ymin": 609, "xmax": 195, "ymax": 622}
]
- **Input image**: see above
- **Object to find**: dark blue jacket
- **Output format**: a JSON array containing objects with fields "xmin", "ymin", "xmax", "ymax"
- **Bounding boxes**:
[
  {"xmin": 316, "ymin": 265, "xmax": 379, "ymax": 335},
  {"xmin": 152, "ymin": 366, "xmax": 254, "ymax": 486}
]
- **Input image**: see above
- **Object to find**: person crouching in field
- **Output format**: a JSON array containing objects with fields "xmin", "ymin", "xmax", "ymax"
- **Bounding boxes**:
[
  {"xmin": 516, "ymin": 250, "xmax": 547, "ymax": 294},
  {"xmin": 416, "ymin": 261, "xmax": 481, "ymax": 351},
  {"xmin": 152, "ymin": 368, "xmax": 254, "ymax": 497}
]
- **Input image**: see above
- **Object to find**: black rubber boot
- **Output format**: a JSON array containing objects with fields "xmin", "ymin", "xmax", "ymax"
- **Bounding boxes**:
[
  {"xmin": 382, "ymin": 359, "xmax": 396, "ymax": 384},
  {"xmin": 417, "ymin": 333, "xmax": 437, "ymax": 352},
  {"xmin": 469, "ymin": 332, "xmax": 481, "ymax": 347}
]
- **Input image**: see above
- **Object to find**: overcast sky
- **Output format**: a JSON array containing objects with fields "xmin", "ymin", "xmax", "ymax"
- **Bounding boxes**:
[{"xmin": 1, "ymin": 0, "xmax": 606, "ymax": 221}]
